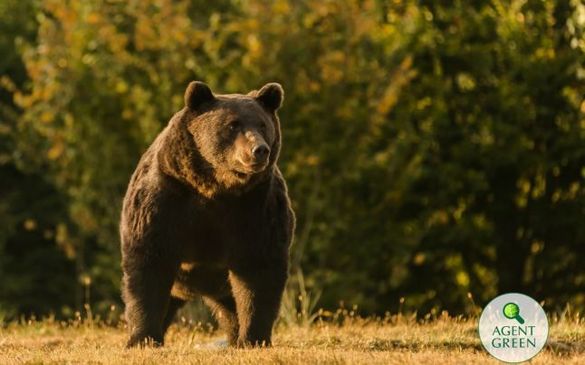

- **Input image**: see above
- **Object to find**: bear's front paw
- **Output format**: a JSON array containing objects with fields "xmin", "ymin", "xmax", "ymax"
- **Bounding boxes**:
[{"xmin": 126, "ymin": 334, "xmax": 163, "ymax": 348}]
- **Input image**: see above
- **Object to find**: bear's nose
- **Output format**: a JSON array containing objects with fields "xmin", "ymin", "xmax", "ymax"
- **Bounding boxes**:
[{"xmin": 252, "ymin": 144, "xmax": 270, "ymax": 161}]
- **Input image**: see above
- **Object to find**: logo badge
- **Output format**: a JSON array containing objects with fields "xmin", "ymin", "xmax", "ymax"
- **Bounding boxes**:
[{"xmin": 479, "ymin": 293, "xmax": 549, "ymax": 363}]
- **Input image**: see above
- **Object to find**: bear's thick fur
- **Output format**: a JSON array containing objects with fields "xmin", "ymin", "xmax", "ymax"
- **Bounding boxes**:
[{"xmin": 120, "ymin": 81, "xmax": 295, "ymax": 348}]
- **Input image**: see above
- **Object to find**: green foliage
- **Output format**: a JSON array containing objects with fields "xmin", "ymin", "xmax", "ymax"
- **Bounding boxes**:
[
  {"xmin": 0, "ymin": 0, "xmax": 583, "ymax": 317},
  {"xmin": 0, "ymin": 0, "xmax": 77, "ymax": 317}
]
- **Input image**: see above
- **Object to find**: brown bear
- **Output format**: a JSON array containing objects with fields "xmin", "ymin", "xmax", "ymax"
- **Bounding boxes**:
[{"xmin": 120, "ymin": 81, "xmax": 295, "ymax": 348}]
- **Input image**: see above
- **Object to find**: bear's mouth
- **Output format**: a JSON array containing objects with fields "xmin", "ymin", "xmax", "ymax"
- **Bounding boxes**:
[
  {"xmin": 234, "ymin": 164, "xmax": 267, "ymax": 176},
  {"xmin": 233, "ymin": 170, "xmax": 249, "ymax": 179},
  {"xmin": 234, "ymin": 159, "xmax": 268, "ymax": 176},
  {"xmin": 247, "ymin": 162, "xmax": 268, "ymax": 171}
]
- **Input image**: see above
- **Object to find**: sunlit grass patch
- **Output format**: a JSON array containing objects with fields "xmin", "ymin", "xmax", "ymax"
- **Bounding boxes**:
[{"xmin": 0, "ymin": 311, "xmax": 583, "ymax": 364}]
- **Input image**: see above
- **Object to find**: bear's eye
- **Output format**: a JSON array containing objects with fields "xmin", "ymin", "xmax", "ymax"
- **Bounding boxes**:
[{"xmin": 228, "ymin": 120, "xmax": 241, "ymax": 131}]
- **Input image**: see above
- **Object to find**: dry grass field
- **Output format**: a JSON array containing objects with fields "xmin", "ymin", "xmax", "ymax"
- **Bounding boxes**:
[{"xmin": 0, "ymin": 313, "xmax": 583, "ymax": 364}]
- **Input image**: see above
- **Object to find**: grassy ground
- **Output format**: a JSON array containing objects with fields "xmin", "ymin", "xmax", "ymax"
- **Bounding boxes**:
[{"xmin": 0, "ymin": 315, "xmax": 583, "ymax": 364}]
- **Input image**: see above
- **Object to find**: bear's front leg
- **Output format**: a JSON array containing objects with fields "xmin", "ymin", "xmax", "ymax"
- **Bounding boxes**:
[
  {"xmin": 228, "ymin": 262, "xmax": 288, "ymax": 347},
  {"xmin": 122, "ymin": 254, "xmax": 178, "ymax": 348}
]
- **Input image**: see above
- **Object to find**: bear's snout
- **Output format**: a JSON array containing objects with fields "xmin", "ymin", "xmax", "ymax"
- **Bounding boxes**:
[
  {"xmin": 252, "ymin": 144, "xmax": 270, "ymax": 163},
  {"xmin": 235, "ymin": 131, "xmax": 271, "ymax": 172},
  {"xmin": 240, "ymin": 142, "xmax": 270, "ymax": 172}
]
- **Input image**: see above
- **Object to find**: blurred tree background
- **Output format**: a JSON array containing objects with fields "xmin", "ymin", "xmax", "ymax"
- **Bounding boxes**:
[{"xmin": 0, "ymin": 0, "xmax": 584, "ymax": 319}]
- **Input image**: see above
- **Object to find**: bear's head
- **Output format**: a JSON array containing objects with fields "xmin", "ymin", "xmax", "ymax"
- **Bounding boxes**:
[{"xmin": 159, "ymin": 81, "xmax": 284, "ymax": 197}]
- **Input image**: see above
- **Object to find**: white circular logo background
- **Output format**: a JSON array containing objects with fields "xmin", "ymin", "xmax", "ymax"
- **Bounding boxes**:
[{"xmin": 478, "ymin": 293, "xmax": 549, "ymax": 363}]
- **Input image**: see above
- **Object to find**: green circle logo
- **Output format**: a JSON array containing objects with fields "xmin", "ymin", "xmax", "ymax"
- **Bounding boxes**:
[
  {"xmin": 503, "ymin": 302, "xmax": 525, "ymax": 324},
  {"xmin": 479, "ymin": 293, "xmax": 549, "ymax": 363}
]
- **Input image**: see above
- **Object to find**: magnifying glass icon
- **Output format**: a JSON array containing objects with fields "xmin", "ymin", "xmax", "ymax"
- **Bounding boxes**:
[{"xmin": 503, "ymin": 302, "xmax": 525, "ymax": 324}]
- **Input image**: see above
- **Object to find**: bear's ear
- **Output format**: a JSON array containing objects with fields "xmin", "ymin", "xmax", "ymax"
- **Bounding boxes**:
[
  {"xmin": 185, "ymin": 81, "xmax": 215, "ymax": 110},
  {"xmin": 255, "ymin": 82, "xmax": 284, "ymax": 112}
]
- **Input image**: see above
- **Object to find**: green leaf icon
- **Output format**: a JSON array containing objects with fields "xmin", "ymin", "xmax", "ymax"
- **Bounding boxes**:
[{"xmin": 503, "ymin": 302, "xmax": 525, "ymax": 324}]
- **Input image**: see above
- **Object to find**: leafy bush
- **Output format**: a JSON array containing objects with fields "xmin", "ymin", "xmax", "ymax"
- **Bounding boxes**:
[{"xmin": 0, "ymin": 0, "xmax": 583, "ymax": 317}]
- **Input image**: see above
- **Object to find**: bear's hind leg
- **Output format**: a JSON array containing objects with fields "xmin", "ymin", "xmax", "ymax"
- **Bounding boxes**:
[
  {"xmin": 176, "ymin": 266, "xmax": 239, "ymax": 346},
  {"xmin": 162, "ymin": 297, "xmax": 186, "ymax": 335},
  {"xmin": 203, "ymin": 294, "xmax": 239, "ymax": 346}
]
